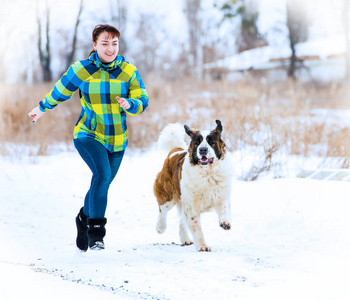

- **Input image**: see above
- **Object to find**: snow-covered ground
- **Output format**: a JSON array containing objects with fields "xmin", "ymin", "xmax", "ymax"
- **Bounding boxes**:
[{"xmin": 1, "ymin": 148, "xmax": 350, "ymax": 299}]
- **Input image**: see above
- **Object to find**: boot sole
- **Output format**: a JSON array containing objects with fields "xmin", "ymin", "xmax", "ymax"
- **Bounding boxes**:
[{"xmin": 90, "ymin": 241, "xmax": 105, "ymax": 250}]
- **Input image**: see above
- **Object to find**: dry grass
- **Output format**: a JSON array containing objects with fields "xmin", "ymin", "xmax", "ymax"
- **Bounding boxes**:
[
  {"xmin": 1, "ymin": 77, "xmax": 350, "ymax": 174},
  {"xmin": 0, "ymin": 82, "xmax": 81, "ymax": 155}
]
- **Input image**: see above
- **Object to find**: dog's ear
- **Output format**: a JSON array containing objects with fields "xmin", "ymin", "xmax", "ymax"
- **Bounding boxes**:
[
  {"xmin": 184, "ymin": 125, "xmax": 195, "ymax": 137},
  {"xmin": 215, "ymin": 120, "xmax": 223, "ymax": 134}
]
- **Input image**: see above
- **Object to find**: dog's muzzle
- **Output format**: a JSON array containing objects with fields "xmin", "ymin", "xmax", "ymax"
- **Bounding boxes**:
[{"xmin": 198, "ymin": 146, "xmax": 214, "ymax": 165}]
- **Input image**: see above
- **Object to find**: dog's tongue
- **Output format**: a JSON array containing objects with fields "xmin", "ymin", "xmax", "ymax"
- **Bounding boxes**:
[{"xmin": 200, "ymin": 156, "xmax": 214, "ymax": 165}]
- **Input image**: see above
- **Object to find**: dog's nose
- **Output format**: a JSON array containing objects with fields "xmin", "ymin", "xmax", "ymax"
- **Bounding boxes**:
[{"xmin": 199, "ymin": 146, "xmax": 208, "ymax": 156}]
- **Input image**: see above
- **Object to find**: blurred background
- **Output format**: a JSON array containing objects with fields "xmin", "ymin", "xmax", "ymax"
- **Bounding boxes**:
[{"xmin": 1, "ymin": 0, "xmax": 350, "ymax": 179}]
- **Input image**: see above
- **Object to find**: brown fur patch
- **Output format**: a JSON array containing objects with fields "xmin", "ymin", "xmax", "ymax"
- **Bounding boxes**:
[
  {"xmin": 212, "ymin": 130, "xmax": 226, "ymax": 160},
  {"xmin": 153, "ymin": 147, "xmax": 187, "ymax": 206}
]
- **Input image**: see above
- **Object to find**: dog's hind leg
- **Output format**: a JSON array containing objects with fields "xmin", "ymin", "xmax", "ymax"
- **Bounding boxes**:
[{"xmin": 156, "ymin": 200, "xmax": 176, "ymax": 234}]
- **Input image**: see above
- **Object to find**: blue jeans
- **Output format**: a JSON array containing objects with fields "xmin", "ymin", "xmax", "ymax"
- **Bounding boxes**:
[{"xmin": 74, "ymin": 137, "xmax": 125, "ymax": 218}]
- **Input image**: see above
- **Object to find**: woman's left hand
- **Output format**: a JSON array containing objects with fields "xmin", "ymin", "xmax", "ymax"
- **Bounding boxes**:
[{"xmin": 116, "ymin": 96, "xmax": 130, "ymax": 110}]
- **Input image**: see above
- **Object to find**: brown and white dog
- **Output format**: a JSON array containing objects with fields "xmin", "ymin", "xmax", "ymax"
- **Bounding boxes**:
[{"xmin": 153, "ymin": 120, "xmax": 233, "ymax": 251}]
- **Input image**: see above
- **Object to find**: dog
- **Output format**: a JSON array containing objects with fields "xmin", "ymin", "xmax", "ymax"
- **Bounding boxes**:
[{"xmin": 153, "ymin": 120, "xmax": 233, "ymax": 251}]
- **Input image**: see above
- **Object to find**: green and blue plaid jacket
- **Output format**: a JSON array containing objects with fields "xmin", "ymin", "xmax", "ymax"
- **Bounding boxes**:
[{"xmin": 39, "ymin": 52, "xmax": 149, "ymax": 152}]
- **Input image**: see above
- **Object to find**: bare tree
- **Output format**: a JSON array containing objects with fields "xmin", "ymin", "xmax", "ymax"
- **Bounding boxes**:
[
  {"xmin": 64, "ymin": 0, "xmax": 85, "ymax": 71},
  {"xmin": 132, "ymin": 13, "xmax": 162, "ymax": 74},
  {"xmin": 184, "ymin": 0, "xmax": 203, "ymax": 80},
  {"xmin": 36, "ymin": 0, "xmax": 52, "ymax": 82},
  {"xmin": 110, "ymin": 0, "xmax": 128, "ymax": 55},
  {"xmin": 286, "ymin": 0, "xmax": 309, "ymax": 78},
  {"xmin": 0, "ymin": 0, "xmax": 14, "ymax": 81}
]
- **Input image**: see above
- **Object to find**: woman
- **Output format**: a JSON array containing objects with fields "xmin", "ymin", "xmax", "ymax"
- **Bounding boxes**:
[{"xmin": 28, "ymin": 24, "xmax": 149, "ymax": 251}]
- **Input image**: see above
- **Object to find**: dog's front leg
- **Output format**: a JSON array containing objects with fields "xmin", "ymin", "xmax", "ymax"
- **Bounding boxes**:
[
  {"xmin": 177, "ymin": 204, "xmax": 193, "ymax": 246},
  {"xmin": 215, "ymin": 199, "xmax": 231, "ymax": 231},
  {"xmin": 183, "ymin": 211, "xmax": 211, "ymax": 252}
]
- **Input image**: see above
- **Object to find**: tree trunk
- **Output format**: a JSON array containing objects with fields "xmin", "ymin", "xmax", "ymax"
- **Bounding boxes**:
[
  {"xmin": 110, "ymin": 0, "xmax": 128, "ymax": 55},
  {"xmin": 288, "ymin": 42, "xmax": 297, "ymax": 78},
  {"xmin": 65, "ymin": 0, "xmax": 84, "ymax": 70},
  {"xmin": 37, "ymin": 0, "xmax": 52, "ymax": 82},
  {"xmin": 343, "ymin": 0, "xmax": 350, "ymax": 81},
  {"xmin": 286, "ymin": 0, "xmax": 309, "ymax": 79},
  {"xmin": 184, "ymin": 0, "xmax": 203, "ymax": 80}
]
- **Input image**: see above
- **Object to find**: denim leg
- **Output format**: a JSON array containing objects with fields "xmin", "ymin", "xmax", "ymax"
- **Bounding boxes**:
[
  {"xmin": 74, "ymin": 138, "xmax": 115, "ymax": 218},
  {"xmin": 83, "ymin": 189, "xmax": 91, "ymax": 216},
  {"xmin": 108, "ymin": 149, "xmax": 125, "ymax": 183}
]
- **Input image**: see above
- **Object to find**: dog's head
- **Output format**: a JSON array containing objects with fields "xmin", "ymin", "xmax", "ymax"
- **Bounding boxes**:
[{"xmin": 184, "ymin": 120, "xmax": 226, "ymax": 166}]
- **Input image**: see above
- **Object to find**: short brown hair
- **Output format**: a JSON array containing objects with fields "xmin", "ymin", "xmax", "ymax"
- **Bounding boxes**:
[{"xmin": 89, "ymin": 24, "xmax": 121, "ymax": 57}]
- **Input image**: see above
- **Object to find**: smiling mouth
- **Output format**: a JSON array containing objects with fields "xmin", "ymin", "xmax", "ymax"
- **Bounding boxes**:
[{"xmin": 199, "ymin": 156, "xmax": 214, "ymax": 166}]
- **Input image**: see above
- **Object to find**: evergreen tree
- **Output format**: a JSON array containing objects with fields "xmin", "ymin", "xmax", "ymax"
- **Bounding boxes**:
[{"xmin": 220, "ymin": 0, "xmax": 267, "ymax": 52}]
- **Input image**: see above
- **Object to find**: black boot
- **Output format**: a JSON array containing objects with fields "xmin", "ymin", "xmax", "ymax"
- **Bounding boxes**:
[
  {"xmin": 75, "ymin": 207, "xmax": 88, "ymax": 252},
  {"xmin": 87, "ymin": 218, "xmax": 107, "ymax": 250}
]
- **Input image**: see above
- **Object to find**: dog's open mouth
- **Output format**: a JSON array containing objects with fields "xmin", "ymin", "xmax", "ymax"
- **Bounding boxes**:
[{"xmin": 199, "ymin": 156, "xmax": 214, "ymax": 166}]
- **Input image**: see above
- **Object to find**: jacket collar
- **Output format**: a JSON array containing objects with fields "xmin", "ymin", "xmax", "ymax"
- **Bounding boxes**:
[{"xmin": 89, "ymin": 52, "xmax": 124, "ymax": 70}]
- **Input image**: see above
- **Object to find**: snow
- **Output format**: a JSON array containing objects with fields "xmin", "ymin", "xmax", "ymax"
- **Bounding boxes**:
[
  {"xmin": 1, "ymin": 261, "xmax": 127, "ymax": 300},
  {"xmin": 205, "ymin": 34, "xmax": 346, "ymax": 72},
  {"xmin": 1, "ymin": 147, "xmax": 350, "ymax": 299}
]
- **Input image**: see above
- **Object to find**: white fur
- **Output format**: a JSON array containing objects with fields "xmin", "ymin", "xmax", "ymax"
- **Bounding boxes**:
[
  {"xmin": 169, "ymin": 150, "xmax": 187, "ymax": 159},
  {"xmin": 157, "ymin": 123, "xmax": 187, "ymax": 152}
]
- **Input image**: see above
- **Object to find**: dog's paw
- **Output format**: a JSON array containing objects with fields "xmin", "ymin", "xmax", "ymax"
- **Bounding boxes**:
[
  {"xmin": 198, "ymin": 245, "xmax": 212, "ymax": 252},
  {"xmin": 181, "ymin": 241, "xmax": 194, "ymax": 246},
  {"xmin": 156, "ymin": 222, "xmax": 166, "ymax": 234},
  {"xmin": 220, "ymin": 221, "xmax": 231, "ymax": 231}
]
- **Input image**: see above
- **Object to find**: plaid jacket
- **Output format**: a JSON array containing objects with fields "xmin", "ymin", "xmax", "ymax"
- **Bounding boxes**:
[{"xmin": 39, "ymin": 52, "xmax": 149, "ymax": 152}]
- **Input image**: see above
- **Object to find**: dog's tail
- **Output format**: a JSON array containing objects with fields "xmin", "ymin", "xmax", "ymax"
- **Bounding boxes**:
[{"xmin": 157, "ymin": 123, "xmax": 187, "ymax": 152}]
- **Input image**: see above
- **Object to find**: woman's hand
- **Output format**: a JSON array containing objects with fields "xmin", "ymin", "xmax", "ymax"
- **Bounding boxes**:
[
  {"xmin": 28, "ymin": 106, "xmax": 45, "ymax": 123},
  {"xmin": 116, "ymin": 96, "xmax": 130, "ymax": 110}
]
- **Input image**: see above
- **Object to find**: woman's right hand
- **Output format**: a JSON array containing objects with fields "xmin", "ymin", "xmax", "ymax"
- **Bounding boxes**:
[{"xmin": 28, "ymin": 106, "xmax": 45, "ymax": 123}]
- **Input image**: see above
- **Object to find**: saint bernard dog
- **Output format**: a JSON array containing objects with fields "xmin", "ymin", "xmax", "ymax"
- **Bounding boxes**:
[{"xmin": 153, "ymin": 120, "xmax": 233, "ymax": 252}]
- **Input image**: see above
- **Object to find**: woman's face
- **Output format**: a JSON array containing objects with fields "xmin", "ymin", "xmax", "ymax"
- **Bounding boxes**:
[{"xmin": 93, "ymin": 32, "xmax": 119, "ymax": 64}]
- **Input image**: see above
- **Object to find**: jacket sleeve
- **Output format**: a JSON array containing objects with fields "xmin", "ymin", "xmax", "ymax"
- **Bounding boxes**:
[
  {"xmin": 39, "ymin": 61, "xmax": 90, "ymax": 112},
  {"xmin": 125, "ymin": 69, "xmax": 149, "ymax": 116}
]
